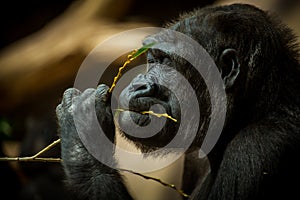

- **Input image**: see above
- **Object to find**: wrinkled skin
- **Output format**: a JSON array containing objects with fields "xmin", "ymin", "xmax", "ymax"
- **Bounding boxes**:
[{"xmin": 56, "ymin": 4, "xmax": 300, "ymax": 200}]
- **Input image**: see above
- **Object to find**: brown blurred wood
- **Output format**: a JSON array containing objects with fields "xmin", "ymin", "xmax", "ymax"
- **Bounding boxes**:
[{"xmin": 0, "ymin": 0, "xmax": 150, "ymax": 113}]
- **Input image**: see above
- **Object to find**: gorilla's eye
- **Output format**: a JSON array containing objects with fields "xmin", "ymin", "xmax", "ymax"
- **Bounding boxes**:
[
  {"xmin": 161, "ymin": 57, "xmax": 172, "ymax": 66},
  {"xmin": 147, "ymin": 49, "xmax": 172, "ymax": 66},
  {"xmin": 147, "ymin": 51, "xmax": 156, "ymax": 64}
]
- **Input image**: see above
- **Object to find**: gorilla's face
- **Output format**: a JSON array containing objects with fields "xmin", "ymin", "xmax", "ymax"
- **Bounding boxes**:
[{"xmin": 117, "ymin": 47, "xmax": 182, "ymax": 150}]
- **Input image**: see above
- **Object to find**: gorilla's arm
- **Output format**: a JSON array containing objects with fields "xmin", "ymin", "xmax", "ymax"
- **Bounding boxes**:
[
  {"xmin": 191, "ymin": 127, "xmax": 268, "ymax": 199},
  {"xmin": 56, "ymin": 85, "xmax": 133, "ymax": 200},
  {"xmin": 192, "ymin": 118, "xmax": 296, "ymax": 200}
]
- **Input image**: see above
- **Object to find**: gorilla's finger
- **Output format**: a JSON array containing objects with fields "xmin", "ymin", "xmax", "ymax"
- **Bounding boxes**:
[
  {"xmin": 56, "ymin": 104, "xmax": 62, "ymax": 116},
  {"xmin": 62, "ymin": 88, "xmax": 81, "ymax": 109},
  {"xmin": 95, "ymin": 84, "xmax": 110, "ymax": 102},
  {"xmin": 80, "ymin": 88, "xmax": 96, "ymax": 102}
]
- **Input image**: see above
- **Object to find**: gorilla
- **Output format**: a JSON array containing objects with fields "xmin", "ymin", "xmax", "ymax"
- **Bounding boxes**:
[{"xmin": 56, "ymin": 4, "xmax": 300, "ymax": 200}]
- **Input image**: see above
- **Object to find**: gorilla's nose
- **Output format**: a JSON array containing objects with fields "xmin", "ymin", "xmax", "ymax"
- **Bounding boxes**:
[
  {"xmin": 131, "ymin": 81, "xmax": 157, "ymax": 98},
  {"xmin": 130, "ymin": 75, "xmax": 157, "ymax": 98}
]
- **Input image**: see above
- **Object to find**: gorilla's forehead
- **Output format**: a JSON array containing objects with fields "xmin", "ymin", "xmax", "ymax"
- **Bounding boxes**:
[
  {"xmin": 142, "ymin": 27, "xmax": 203, "ymax": 61},
  {"xmin": 169, "ymin": 16, "xmax": 200, "ymax": 37}
]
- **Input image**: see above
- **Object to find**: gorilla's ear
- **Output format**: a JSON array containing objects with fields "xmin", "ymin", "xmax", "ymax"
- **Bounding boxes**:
[{"xmin": 220, "ymin": 49, "xmax": 240, "ymax": 89}]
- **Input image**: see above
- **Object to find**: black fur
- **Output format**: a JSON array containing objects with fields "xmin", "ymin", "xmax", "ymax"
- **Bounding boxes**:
[{"xmin": 56, "ymin": 4, "xmax": 300, "ymax": 199}]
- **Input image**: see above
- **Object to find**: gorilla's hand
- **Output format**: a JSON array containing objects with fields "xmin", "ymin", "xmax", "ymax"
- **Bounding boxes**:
[
  {"xmin": 56, "ymin": 84, "xmax": 115, "ymax": 169},
  {"xmin": 56, "ymin": 85, "xmax": 133, "ymax": 199}
]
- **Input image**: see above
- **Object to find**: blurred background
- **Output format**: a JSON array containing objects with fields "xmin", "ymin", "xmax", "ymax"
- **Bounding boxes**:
[{"xmin": 0, "ymin": 0, "xmax": 299, "ymax": 199}]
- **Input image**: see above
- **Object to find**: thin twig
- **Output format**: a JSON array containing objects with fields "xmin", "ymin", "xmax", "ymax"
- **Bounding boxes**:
[
  {"xmin": 0, "ymin": 157, "xmax": 61, "ymax": 162},
  {"xmin": 0, "ymin": 139, "xmax": 61, "ymax": 162},
  {"xmin": 108, "ymin": 50, "xmax": 137, "ymax": 93},
  {"xmin": 119, "ymin": 168, "xmax": 190, "ymax": 198},
  {"xmin": 141, "ymin": 110, "xmax": 177, "ymax": 122},
  {"xmin": 108, "ymin": 42, "xmax": 156, "ymax": 93},
  {"xmin": 115, "ymin": 108, "xmax": 177, "ymax": 123},
  {"xmin": 32, "ymin": 138, "xmax": 61, "ymax": 158}
]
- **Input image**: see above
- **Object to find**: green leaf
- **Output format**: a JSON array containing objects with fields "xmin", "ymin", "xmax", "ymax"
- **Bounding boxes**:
[
  {"xmin": 0, "ymin": 118, "xmax": 12, "ymax": 139},
  {"xmin": 131, "ymin": 42, "xmax": 156, "ymax": 60}
]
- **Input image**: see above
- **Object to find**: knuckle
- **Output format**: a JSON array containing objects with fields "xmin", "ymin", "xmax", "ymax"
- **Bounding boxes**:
[
  {"xmin": 79, "ymin": 89, "xmax": 96, "ymax": 108},
  {"xmin": 62, "ymin": 88, "xmax": 81, "ymax": 107},
  {"xmin": 83, "ymin": 88, "xmax": 95, "ymax": 94},
  {"xmin": 95, "ymin": 84, "xmax": 109, "ymax": 99},
  {"xmin": 81, "ymin": 88, "xmax": 96, "ymax": 99},
  {"xmin": 63, "ymin": 88, "xmax": 81, "ymax": 97},
  {"xmin": 56, "ymin": 104, "xmax": 62, "ymax": 115},
  {"xmin": 97, "ymin": 84, "xmax": 109, "ymax": 90}
]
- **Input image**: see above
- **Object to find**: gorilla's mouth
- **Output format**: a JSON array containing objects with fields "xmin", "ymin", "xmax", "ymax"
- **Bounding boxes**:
[
  {"xmin": 117, "ymin": 98, "xmax": 180, "ymax": 151},
  {"xmin": 117, "ymin": 97, "xmax": 171, "ymax": 129},
  {"xmin": 117, "ymin": 77, "xmax": 180, "ymax": 148}
]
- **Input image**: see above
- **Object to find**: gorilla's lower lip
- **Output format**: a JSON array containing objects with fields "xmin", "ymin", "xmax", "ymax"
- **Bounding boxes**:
[{"xmin": 119, "ymin": 110, "xmax": 151, "ymax": 127}]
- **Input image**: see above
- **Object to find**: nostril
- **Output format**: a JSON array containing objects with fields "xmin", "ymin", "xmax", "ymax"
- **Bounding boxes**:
[
  {"xmin": 131, "ymin": 82, "xmax": 156, "ymax": 98},
  {"xmin": 132, "ymin": 83, "xmax": 148, "ymax": 91}
]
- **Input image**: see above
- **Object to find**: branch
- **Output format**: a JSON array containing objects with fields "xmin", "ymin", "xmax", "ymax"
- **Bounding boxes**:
[
  {"xmin": 120, "ymin": 168, "xmax": 190, "ymax": 198},
  {"xmin": 0, "ymin": 139, "xmax": 61, "ymax": 162},
  {"xmin": 0, "ymin": 138, "xmax": 189, "ymax": 197}
]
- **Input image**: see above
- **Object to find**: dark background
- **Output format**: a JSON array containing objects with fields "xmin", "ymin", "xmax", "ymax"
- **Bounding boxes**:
[{"xmin": 0, "ymin": 0, "xmax": 298, "ymax": 199}]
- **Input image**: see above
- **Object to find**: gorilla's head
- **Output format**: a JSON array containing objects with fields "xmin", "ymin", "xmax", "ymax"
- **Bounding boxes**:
[{"xmin": 116, "ymin": 4, "xmax": 295, "ymax": 152}]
